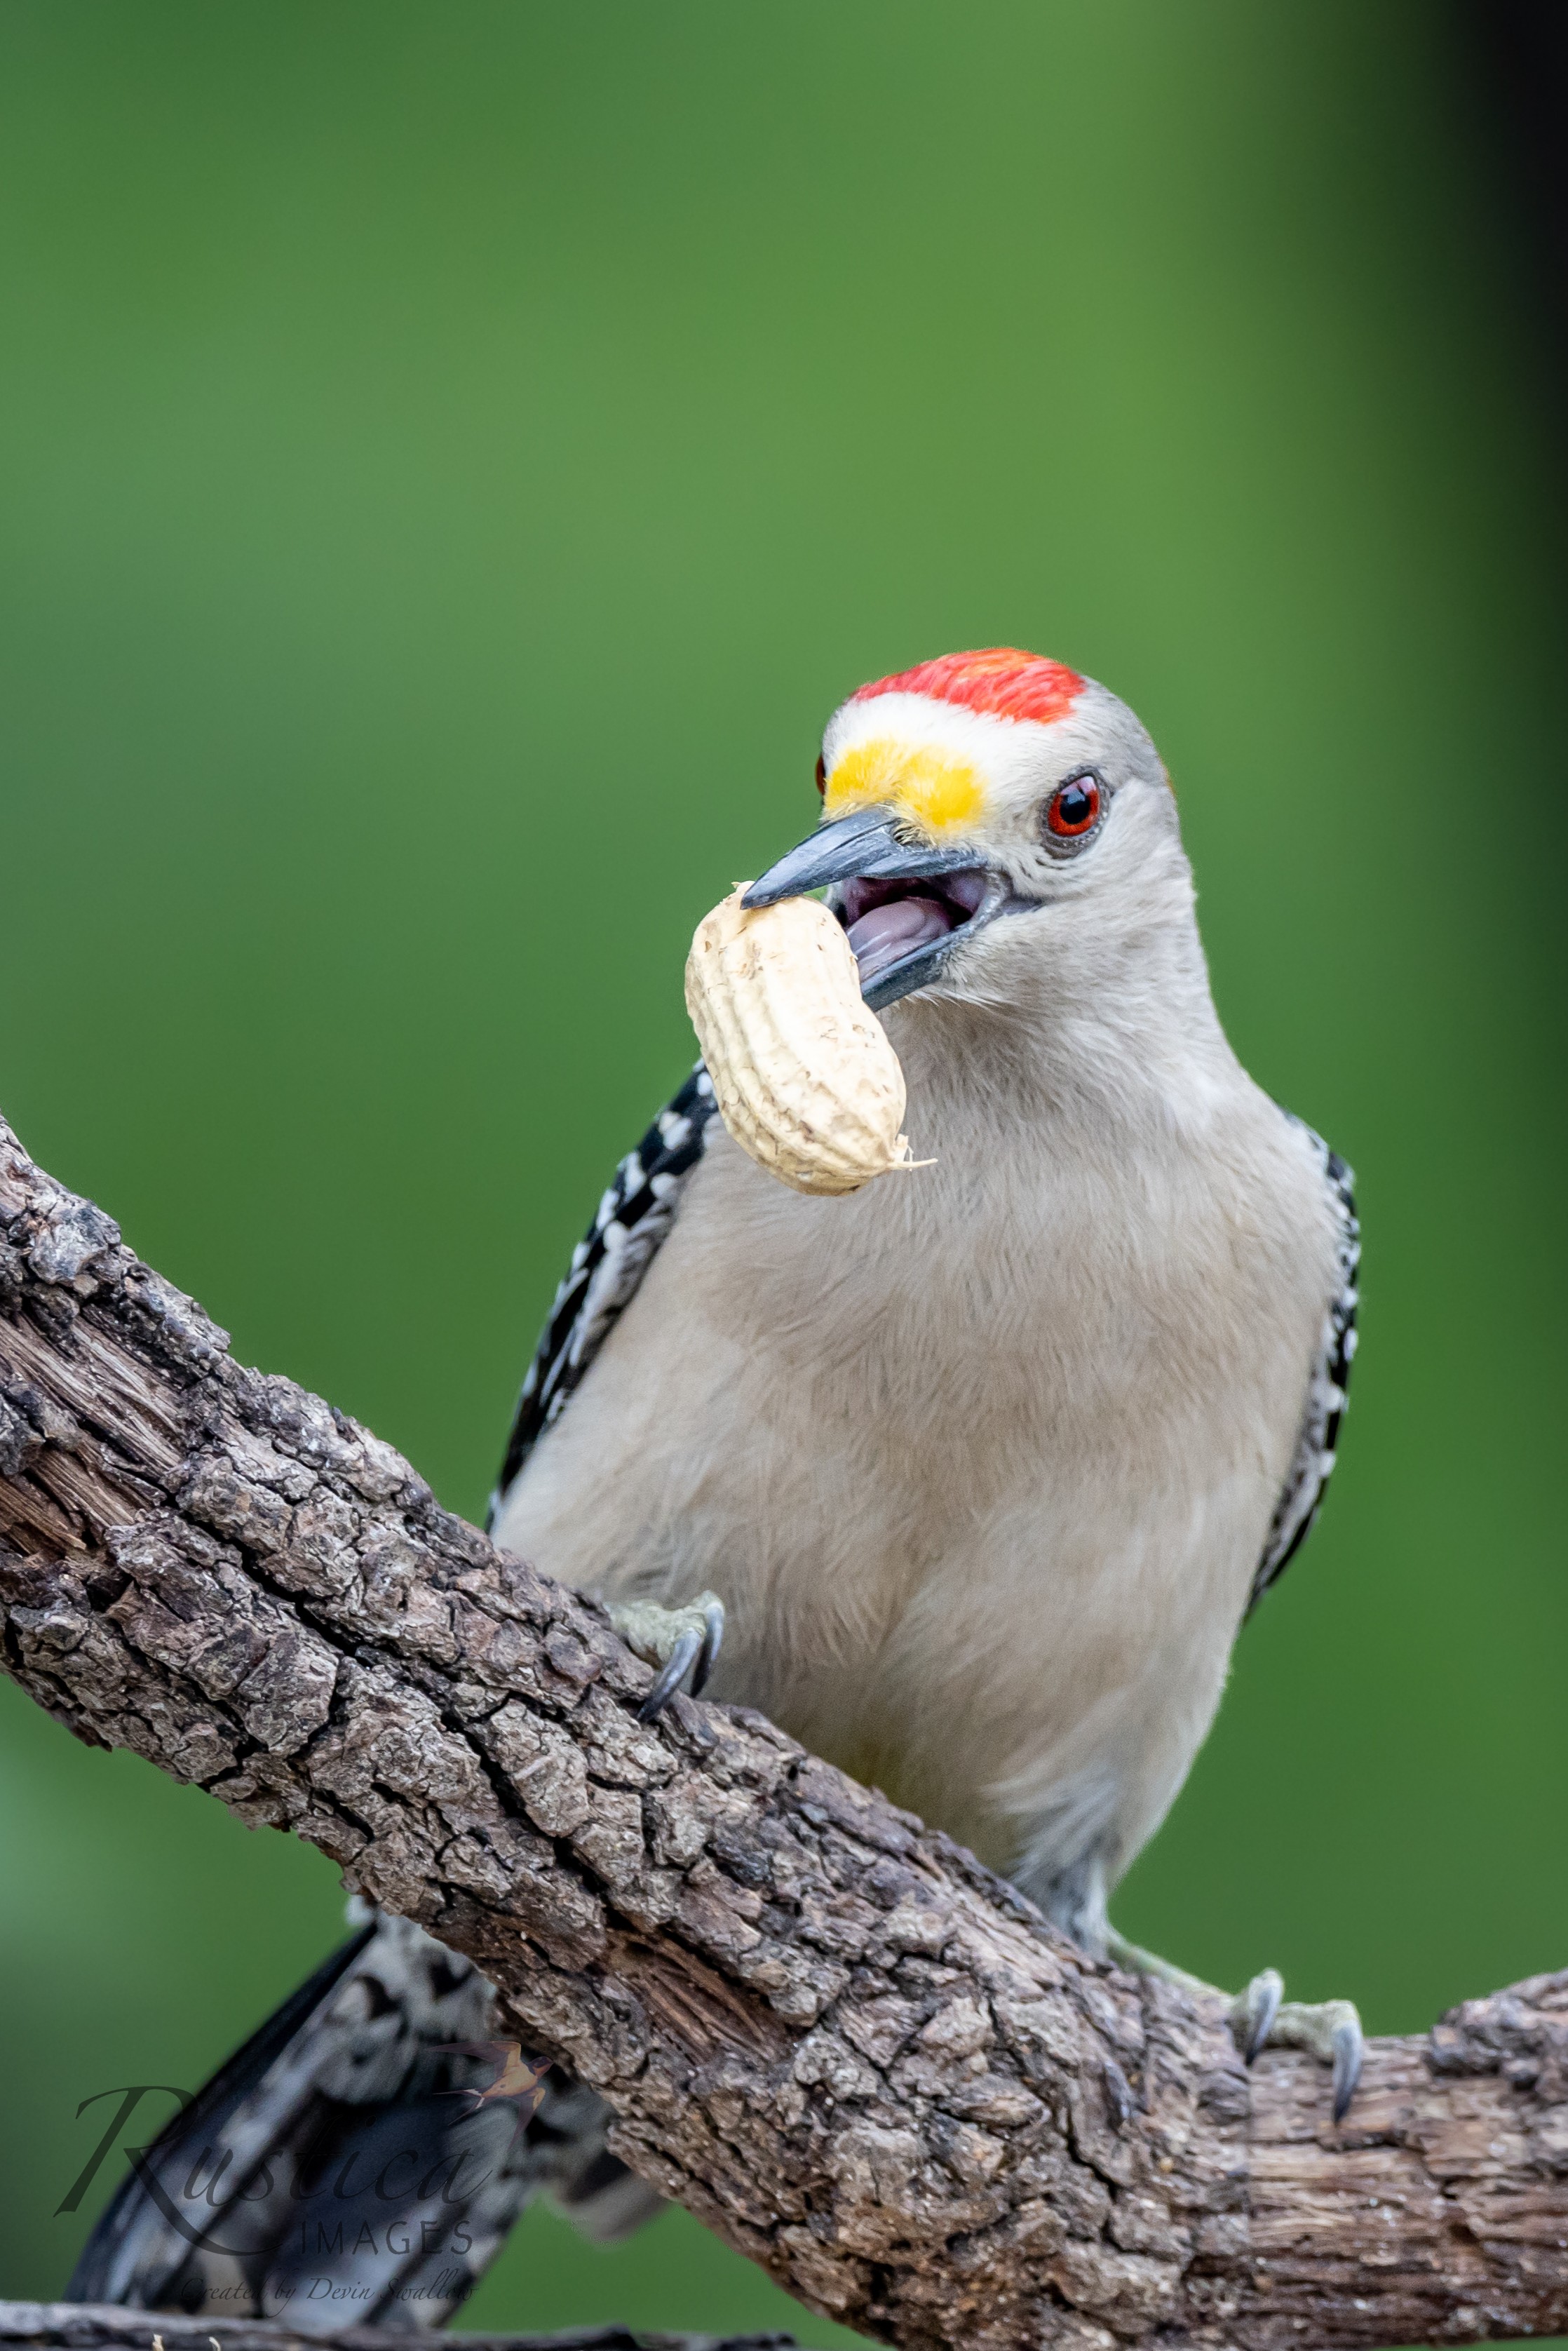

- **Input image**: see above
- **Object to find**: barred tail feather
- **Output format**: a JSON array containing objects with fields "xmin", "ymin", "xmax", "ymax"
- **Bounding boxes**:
[{"xmin": 69, "ymin": 1914, "xmax": 658, "ymax": 2333}]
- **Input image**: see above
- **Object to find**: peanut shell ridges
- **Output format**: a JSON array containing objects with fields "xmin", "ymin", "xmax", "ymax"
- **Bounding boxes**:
[{"xmin": 684, "ymin": 887, "xmax": 918, "ymax": 1196}]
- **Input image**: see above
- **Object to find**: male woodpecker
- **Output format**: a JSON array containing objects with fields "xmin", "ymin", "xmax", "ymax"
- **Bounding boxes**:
[{"xmin": 74, "ymin": 649, "xmax": 1360, "ymax": 2330}]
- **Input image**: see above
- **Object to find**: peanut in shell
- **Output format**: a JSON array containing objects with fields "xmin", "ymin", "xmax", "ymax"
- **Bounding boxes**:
[{"xmin": 684, "ymin": 887, "xmax": 922, "ymax": 1197}]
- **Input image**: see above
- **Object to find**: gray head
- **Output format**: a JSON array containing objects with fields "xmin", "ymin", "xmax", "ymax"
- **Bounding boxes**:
[{"xmin": 746, "ymin": 648, "xmax": 1198, "ymax": 1025}]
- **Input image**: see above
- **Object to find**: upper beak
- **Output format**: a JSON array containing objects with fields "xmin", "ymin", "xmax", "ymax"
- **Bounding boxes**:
[
  {"xmin": 743, "ymin": 806, "xmax": 999, "ymax": 1010},
  {"xmin": 743, "ymin": 807, "xmax": 971, "ymax": 909}
]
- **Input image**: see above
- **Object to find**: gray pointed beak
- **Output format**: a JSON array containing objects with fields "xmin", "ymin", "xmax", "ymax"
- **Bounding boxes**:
[
  {"xmin": 743, "ymin": 808, "xmax": 974, "ymax": 908},
  {"xmin": 743, "ymin": 806, "xmax": 1003, "ymax": 1011}
]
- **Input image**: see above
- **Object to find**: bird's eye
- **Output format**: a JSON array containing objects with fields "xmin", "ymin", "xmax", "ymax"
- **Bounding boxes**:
[
  {"xmin": 815, "ymin": 753, "xmax": 827, "ymax": 798},
  {"xmin": 1043, "ymin": 772, "xmax": 1102, "ymax": 842}
]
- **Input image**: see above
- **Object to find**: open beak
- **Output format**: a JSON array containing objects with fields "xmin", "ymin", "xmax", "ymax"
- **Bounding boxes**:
[{"xmin": 743, "ymin": 807, "xmax": 1003, "ymax": 1009}]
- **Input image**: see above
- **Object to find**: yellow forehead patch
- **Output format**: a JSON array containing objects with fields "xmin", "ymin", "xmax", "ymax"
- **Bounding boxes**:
[{"xmin": 823, "ymin": 737, "xmax": 984, "ymax": 837}]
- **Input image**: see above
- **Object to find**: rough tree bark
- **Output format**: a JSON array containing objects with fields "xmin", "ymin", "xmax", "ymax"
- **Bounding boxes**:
[{"xmin": 1, "ymin": 1110, "xmax": 1566, "ymax": 2351}]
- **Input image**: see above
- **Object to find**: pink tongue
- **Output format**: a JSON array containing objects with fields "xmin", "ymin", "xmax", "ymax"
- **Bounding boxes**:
[{"xmin": 845, "ymin": 895, "xmax": 953, "ymax": 988}]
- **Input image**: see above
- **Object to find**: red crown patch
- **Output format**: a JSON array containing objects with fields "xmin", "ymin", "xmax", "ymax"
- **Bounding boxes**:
[{"xmin": 853, "ymin": 647, "xmax": 1083, "ymax": 728}]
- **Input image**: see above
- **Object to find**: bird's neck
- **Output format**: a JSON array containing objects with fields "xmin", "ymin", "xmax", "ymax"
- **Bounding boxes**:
[{"xmin": 888, "ymin": 908, "xmax": 1243, "ymax": 1150}]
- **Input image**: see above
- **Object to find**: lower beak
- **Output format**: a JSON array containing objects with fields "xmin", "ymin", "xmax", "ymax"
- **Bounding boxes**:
[{"xmin": 743, "ymin": 807, "xmax": 999, "ymax": 1010}]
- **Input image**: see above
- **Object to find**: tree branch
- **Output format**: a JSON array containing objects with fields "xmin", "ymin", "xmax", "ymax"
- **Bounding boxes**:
[
  {"xmin": 1, "ymin": 1110, "xmax": 1565, "ymax": 2351},
  {"xmin": 0, "ymin": 2301, "xmax": 793, "ymax": 2351}
]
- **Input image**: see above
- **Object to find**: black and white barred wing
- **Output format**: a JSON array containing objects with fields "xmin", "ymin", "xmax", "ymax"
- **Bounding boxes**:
[
  {"xmin": 1248, "ymin": 1126, "xmax": 1360, "ymax": 1612},
  {"xmin": 489, "ymin": 1064, "xmax": 719, "ymax": 1522}
]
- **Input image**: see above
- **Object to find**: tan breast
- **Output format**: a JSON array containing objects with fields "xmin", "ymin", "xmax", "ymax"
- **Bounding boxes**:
[{"xmin": 494, "ymin": 1019, "xmax": 1340, "ymax": 1884}]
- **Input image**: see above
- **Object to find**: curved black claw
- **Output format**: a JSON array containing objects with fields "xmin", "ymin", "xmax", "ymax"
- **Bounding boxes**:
[
  {"xmin": 1234, "ymin": 1968, "xmax": 1283, "ymax": 2063},
  {"xmin": 1332, "ymin": 2014, "xmax": 1365, "ymax": 2122},
  {"xmin": 638, "ymin": 1626, "xmax": 703, "ymax": 1722},
  {"xmin": 690, "ymin": 1598, "xmax": 725, "ymax": 1697}
]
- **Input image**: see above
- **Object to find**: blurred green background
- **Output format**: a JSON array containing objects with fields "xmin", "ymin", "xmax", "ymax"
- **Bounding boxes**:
[{"xmin": 2, "ymin": 1, "xmax": 1565, "ymax": 2340}]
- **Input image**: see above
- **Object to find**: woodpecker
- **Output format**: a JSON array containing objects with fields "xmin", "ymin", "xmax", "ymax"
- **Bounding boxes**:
[{"xmin": 75, "ymin": 649, "xmax": 1360, "ymax": 2329}]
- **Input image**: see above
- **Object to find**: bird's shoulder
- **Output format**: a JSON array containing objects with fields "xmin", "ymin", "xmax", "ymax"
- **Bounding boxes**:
[
  {"xmin": 1248, "ymin": 1113, "xmax": 1360, "ymax": 1610},
  {"xmin": 489, "ymin": 1063, "xmax": 721, "ymax": 1523}
]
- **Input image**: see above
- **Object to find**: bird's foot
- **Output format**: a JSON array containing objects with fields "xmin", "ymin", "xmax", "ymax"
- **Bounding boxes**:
[
  {"xmin": 606, "ymin": 1592, "xmax": 725, "ymax": 1720},
  {"xmin": 1243, "ymin": 1981, "xmax": 1365, "ymax": 2122},
  {"xmin": 1105, "ymin": 1929, "xmax": 1363, "ymax": 2120}
]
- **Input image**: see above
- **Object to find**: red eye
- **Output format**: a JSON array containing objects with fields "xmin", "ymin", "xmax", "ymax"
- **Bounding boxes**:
[
  {"xmin": 1045, "ymin": 774, "xmax": 1102, "ymax": 840},
  {"xmin": 815, "ymin": 753, "xmax": 827, "ymax": 798}
]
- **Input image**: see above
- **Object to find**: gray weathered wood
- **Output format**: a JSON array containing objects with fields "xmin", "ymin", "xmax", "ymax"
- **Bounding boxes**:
[{"xmin": 1, "ymin": 1111, "xmax": 1566, "ymax": 2350}]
